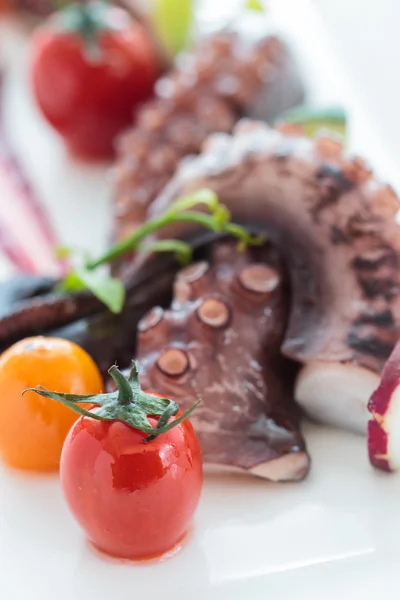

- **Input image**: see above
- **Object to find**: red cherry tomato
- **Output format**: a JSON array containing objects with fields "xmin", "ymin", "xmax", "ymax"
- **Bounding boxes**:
[
  {"xmin": 30, "ymin": 2, "xmax": 159, "ymax": 159},
  {"xmin": 60, "ymin": 409, "xmax": 203, "ymax": 559}
]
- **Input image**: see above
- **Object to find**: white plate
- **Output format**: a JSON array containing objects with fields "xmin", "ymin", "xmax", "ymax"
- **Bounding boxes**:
[
  {"xmin": 1, "ymin": 2, "xmax": 400, "ymax": 599},
  {"xmin": 1, "ymin": 423, "xmax": 400, "ymax": 600}
]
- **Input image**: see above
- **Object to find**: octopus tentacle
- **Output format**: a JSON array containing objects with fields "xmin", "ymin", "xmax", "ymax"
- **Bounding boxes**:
[
  {"xmin": 0, "ymin": 252, "xmax": 180, "ymax": 356},
  {"xmin": 123, "ymin": 121, "xmax": 400, "ymax": 434},
  {"xmin": 136, "ymin": 239, "xmax": 310, "ymax": 482},
  {"xmin": 0, "ymin": 292, "xmax": 101, "ymax": 342},
  {"xmin": 139, "ymin": 121, "xmax": 400, "ymax": 375}
]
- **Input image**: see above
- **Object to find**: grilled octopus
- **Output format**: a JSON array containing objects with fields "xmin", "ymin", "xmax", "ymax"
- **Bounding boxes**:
[
  {"xmin": 126, "ymin": 120, "xmax": 400, "ymax": 436},
  {"xmin": 136, "ymin": 239, "xmax": 309, "ymax": 481}
]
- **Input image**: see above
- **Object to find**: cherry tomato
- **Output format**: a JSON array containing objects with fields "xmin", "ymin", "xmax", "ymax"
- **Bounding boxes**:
[
  {"xmin": 0, "ymin": 337, "xmax": 103, "ymax": 471},
  {"xmin": 30, "ymin": 1, "xmax": 159, "ymax": 159},
  {"xmin": 60, "ymin": 409, "xmax": 202, "ymax": 559}
]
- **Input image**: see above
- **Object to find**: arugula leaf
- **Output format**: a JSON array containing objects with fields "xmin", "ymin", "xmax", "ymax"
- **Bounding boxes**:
[
  {"xmin": 66, "ymin": 268, "xmax": 125, "ymax": 314},
  {"xmin": 60, "ymin": 269, "xmax": 86, "ymax": 292},
  {"xmin": 57, "ymin": 189, "xmax": 264, "ymax": 314},
  {"xmin": 138, "ymin": 239, "xmax": 193, "ymax": 265}
]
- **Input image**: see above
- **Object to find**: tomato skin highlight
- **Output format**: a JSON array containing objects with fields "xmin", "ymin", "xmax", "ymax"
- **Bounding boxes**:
[
  {"xmin": 60, "ymin": 411, "xmax": 203, "ymax": 559},
  {"xmin": 30, "ymin": 5, "xmax": 159, "ymax": 160},
  {"xmin": 0, "ymin": 337, "xmax": 103, "ymax": 471}
]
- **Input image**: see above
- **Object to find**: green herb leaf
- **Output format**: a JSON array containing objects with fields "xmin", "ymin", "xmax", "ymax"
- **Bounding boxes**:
[
  {"xmin": 57, "ymin": 270, "xmax": 87, "ymax": 293},
  {"xmin": 164, "ymin": 189, "xmax": 219, "ymax": 216},
  {"xmin": 213, "ymin": 205, "xmax": 231, "ymax": 231},
  {"xmin": 85, "ymin": 190, "xmax": 263, "ymax": 274},
  {"xmin": 71, "ymin": 268, "xmax": 125, "ymax": 314},
  {"xmin": 138, "ymin": 239, "xmax": 193, "ymax": 265},
  {"xmin": 59, "ymin": 189, "xmax": 265, "ymax": 313}
]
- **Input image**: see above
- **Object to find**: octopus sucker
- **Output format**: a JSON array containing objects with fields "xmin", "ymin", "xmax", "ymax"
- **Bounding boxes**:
[{"xmin": 136, "ymin": 239, "xmax": 310, "ymax": 482}]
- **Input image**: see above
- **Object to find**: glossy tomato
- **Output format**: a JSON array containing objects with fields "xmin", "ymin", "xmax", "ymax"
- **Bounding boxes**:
[
  {"xmin": 60, "ymin": 410, "xmax": 202, "ymax": 559},
  {"xmin": 30, "ymin": 1, "xmax": 159, "ymax": 159},
  {"xmin": 0, "ymin": 337, "xmax": 103, "ymax": 471}
]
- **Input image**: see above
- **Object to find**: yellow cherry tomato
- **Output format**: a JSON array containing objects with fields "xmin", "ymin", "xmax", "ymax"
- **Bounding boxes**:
[{"xmin": 0, "ymin": 337, "xmax": 103, "ymax": 471}]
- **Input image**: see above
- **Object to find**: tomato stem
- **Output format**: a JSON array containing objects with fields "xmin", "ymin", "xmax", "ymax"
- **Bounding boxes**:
[
  {"xmin": 60, "ymin": 1, "xmax": 111, "ymax": 60},
  {"xmin": 109, "ymin": 365, "xmax": 134, "ymax": 406},
  {"xmin": 24, "ymin": 361, "xmax": 200, "ymax": 440},
  {"xmin": 157, "ymin": 403, "xmax": 179, "ymax": 430}
]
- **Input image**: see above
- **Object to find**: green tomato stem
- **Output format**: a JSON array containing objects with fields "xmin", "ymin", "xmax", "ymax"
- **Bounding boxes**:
[
  {"xmin": 60, "ymin": 1, "xmax": 111, "ymax": 60},
  {"xmin": 24, "ymin": 361, "xmax": 199, "ymax": 441},
  {"xmin": 109, "ymin": 365, "xmax": 134, "ymax": 406}
]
